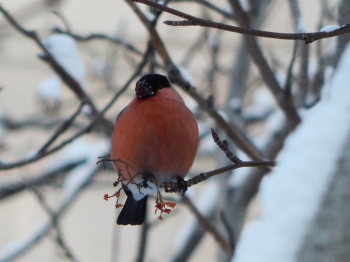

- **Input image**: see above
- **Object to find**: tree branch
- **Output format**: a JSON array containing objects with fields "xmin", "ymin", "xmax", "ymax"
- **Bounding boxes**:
[
  {"xmin": 182, "ymin": 195, "xmax": 233, "ymax": 256},
  {"xmin": 0, "ymin": 3, "xmax": 114, "ymax": 134},
  {"xmin": 132, "ymin": 0, "xmax": 350, "ymax": 43}
]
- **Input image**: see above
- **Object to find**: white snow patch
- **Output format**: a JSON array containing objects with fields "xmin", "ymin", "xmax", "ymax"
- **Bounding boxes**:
[
  {"xmin": 42, "ymin": 34, "xmax": 86, "ymax": 85},
  {"xmin": 36, "ymin": 76, "xmax": 61, "ymax": 101},
  {"xmin": 320, "ymin": 25, "xmax": 340, "ymax": 33},
  {"xmin": 229, "ymin": 97, "xmax": 242, "ymax": 111}
]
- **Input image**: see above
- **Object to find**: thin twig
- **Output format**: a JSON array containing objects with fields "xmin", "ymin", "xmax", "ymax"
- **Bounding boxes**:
[
  {"xmin": 37, "ymin": 101, "xmax": 85, "ymax": 154},
  {"xmin": 30, "ymin": 187, "xmax": 79, "ymax": 262},
  {"xmin": 211, "ymin": 128, "xmax": 242, "ymax": 164},
  {"xmin": 171, "ymin": 0, "xmax": 233, "ymax": 20},
  {"xmin": 170, "ymin": 205, "xmax": 216, "ymax": 262},
  {"xmin": 135, "ymin": 210, "xmax": 149, "ymax": 262},
  {"xmin": 52, "ymin": 27, "xmax": 145, "ymax": 57},
  {"xmin": 51, "ymin": 10, "xmax": 71, "ymax": 32},
  {"xmin": 284, "ymin": 40, "xmax": 298, "ymax": 97},
  {"xmin": 98, "ymin": 157, "xmax": 276, "ymax": 194},
  {"xmin": 288, "ymin": 0, "xmax": 309, "ymax": 106},
  {"xmin": 132, "ymin": 0, "xmax": 350, "ymax": 43},
  {"xmin": 182, "ymin": 195, "xmax": 233, "ymax": 256}
]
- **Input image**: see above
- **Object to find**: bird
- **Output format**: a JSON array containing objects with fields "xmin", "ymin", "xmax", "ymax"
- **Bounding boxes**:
[{"xmin": 111, "ymin": 74, "xmax": 198, "ymax": 225}]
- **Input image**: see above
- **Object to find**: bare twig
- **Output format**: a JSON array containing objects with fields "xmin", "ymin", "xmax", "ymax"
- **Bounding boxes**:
[
  {"xmin": 288, "ymin": 0, "xmax": 309, "ymax": 107},
  {"xmin": 171, "ymin": 0, "xmax": 233, "ymax": 20},
  {"xmin": 98, "ymin": 157, "xmax": 275, "ymax": 194},
  {"xmin": 52, "ymin": 27, "xmax": 145, "ymax": 57},
  {"xmin": 284, "ymin": 40, "xmax": 298, "ymax": 97},
  {"xmin": 211, "ymin": 128, "xmax": 242, "ymax": 164},
  {"xmin": 51, "ymin": 10, "xmax": 71, "ymax": 32},
  {"xmin": 96, "ymin": 40, "xmax": 155, "ymax": 116},
  {"xmin": 37, "ymin": 101, "xmax": 85, "ymax": 154},
  {"xmin": 180, "ymin": 26, "xmax": 209, "ymax": 67},
  {"xmin": 182, "ymin": 195, "xmax": 233, "ymax": 256},
  {"xmin": 30, "ymin": 187, "xmax": 79, "ymax": 262},
  {"xmin": 170, "ymin": 205, "xmax": 217, "ymax": 262},
  {"xmin": 132, "ymin": 0, "xmax": 350, "ymax": 43},
  {"xmin": 135, "ymin": 211, "xmax": 149, "ymax": 262}
]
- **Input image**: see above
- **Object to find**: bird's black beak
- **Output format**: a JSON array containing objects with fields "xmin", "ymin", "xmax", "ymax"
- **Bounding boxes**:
[{"xmin": 135, "ymin": 82, "xmax": 155, "ymax": 99}]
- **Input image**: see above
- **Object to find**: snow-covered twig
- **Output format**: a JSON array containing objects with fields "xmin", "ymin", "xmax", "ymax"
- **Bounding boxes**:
[{"xmin": 0, "ymin": 3, "xmax": 114, "ymax": 134}]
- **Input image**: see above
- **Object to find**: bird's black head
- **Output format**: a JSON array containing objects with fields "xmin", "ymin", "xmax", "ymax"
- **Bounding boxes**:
[{"xmin": 135, "ymin": 74, "xmax": 171, "ymax": 99}]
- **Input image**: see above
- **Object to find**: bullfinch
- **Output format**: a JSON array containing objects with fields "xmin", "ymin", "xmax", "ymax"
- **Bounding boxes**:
[{"xmin": 111, "ymin": 74, "xmax": 198, "ymax": 225}]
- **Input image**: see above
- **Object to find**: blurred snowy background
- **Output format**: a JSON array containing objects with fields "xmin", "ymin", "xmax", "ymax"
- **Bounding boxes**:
[{"xmin": 0, "ymin": 0, "xmax": 349, "ymax": 261}]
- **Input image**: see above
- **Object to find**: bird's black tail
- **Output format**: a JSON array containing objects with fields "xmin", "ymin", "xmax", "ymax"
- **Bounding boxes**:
[{"xmin": 117, "ymin": 194, "xmax": 148, "ymax": 225}]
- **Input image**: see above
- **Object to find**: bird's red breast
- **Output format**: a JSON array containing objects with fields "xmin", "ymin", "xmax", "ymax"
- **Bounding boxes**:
[{"xmin": 111, "ymin": 87, "xmax": 198, "ymax": 181}]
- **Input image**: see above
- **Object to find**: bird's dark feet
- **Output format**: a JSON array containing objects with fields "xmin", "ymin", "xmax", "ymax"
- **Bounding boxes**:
[
  {"xmin": 141, "ymin": 171, "xmax": 155, "ymax": 188},
  {"xmin": 177, "ymin": 176, "xmax": 188, "ymax": 195}
]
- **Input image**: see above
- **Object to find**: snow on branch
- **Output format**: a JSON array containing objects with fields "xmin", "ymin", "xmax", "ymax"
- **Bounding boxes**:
[{"xmin": 233, "ymin": 43, "xmax": 350, "ymax": 262}]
